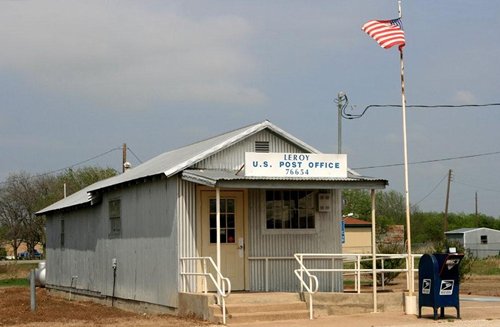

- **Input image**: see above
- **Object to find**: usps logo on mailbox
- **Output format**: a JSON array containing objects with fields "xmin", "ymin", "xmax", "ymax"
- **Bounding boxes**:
[
  {"xmin": 439, "ymin": 280, "xmax": 454, "ymax": 295},
  {"xmin": 446, "ymin": 258, "xmax": 460, "ymax": 270},
  {"xmin": 422, "ymin": 279, "xmax": 431, "ymax": 294}
]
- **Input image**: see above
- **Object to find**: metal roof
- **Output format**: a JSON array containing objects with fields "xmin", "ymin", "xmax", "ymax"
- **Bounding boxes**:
[
  {"xmin": 182, "ymin": 169, "xmax": 387, "ymax": 189},
  {"xmin": 36, "ymin": 184, "xmax": 94, "ymax": 215},
  {"xmin": 84, "ymin": 120, "xmax": 320, "ymax": 193},
  {"xmin": 343, "ymin": 216, "xmax": 372, "ymax": 227},
  {"xmin": 36, "ymin": 120, "xmax": 386, "ymax": 215},
  {"xmin": 445, "ymin": 227, "xmax": 500, "ymax": 234}
]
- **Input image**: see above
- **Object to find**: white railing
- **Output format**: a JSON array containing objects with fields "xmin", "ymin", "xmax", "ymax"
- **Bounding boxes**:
[
  {"xmin": 180, "ymin": 257, "xmax": 232, "ymax": 324},
  {"xmin": 251, "ymin": 253, "xmax": 422, "ymax": 320},
  {"xmin": 248, "ymin": 256, "xmax": 294, "ymax": 292},
  {"xmin": 293, "ymin": 254, "xmax": 319, "ymax": 320},
  {"xmin": 295, "ymin": 253, "xmax": 422, "ymax": 293}
]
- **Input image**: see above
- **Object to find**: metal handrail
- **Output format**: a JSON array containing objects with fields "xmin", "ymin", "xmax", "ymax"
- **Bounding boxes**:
[
  {"xmin": 293, "ymin": 254, "xmax": 319, "ymax": 320},
  {"xmin": 249, "ymin": 254, "xmax": 421, "ymax": 296},
  {"xmin": 180, "ymin": 256, "xmax": 232, "ymax": 324},
  {"xmin": 295, "ymin": 253, "xmax": 422, "ymax": 294}
]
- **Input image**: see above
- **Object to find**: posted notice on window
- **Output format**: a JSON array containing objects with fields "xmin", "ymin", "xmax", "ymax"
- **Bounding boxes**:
[{"xmin": 245, "ymin": 152, "xmax": 347, "ymax": 178}]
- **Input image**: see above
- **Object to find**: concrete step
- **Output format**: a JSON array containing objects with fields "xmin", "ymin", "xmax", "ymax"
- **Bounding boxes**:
[
  {"xmin": 225, "ymin": 292, "xmax": 302, "ymax": 304},
  {"xmin": 214, "ymin": 309, "xmax": 310, "ymax": 324},
  {"xmin": 210, "ymin": 292, "xmax": 310, "ymax": 324},
  {"xmin": 212, "ymin": 301, "xmax": 307, "ymax": 314},
  {"xmin": 308, "ymin": 292, "xmax": 404, "ymax": 316}
]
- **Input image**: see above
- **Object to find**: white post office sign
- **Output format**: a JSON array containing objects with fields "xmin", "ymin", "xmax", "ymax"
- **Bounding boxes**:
[{"xmin": 245, "ymin": 152, "xmax": 347, "ymax": 178}]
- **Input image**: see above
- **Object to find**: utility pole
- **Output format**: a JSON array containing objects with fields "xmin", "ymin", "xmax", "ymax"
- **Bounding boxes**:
[
  {"xmin": 475, "ymin": 191, "xmax": 479, "ymax": 227},
  {"xmin": 337, "ymin": 92, "xmax": 346, "ymax": 154},
  {"xmin": 444, "ymin": 169, "xmax": 453, "ymax": 232},
  {"xmin": 122, "ymin": 143, "xmax": 127, "ymax": 173}
]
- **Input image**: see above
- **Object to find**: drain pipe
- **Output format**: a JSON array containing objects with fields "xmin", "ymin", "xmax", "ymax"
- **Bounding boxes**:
[
  {"xmin": 111, "ymin": 258, "xmax": 117, "ymax": 306},
  {"xmin": 30, "ymin": 269, "xmax": 36, "ymax": 311},
  {"xmin": 69, "ymin": 276, "xmax": 78, "ymax": 301}
]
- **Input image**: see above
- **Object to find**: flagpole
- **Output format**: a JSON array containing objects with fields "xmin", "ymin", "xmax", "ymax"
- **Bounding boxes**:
[{"xmin": 398, "ymin": 0, "xmax": 414, "ymax": 299}]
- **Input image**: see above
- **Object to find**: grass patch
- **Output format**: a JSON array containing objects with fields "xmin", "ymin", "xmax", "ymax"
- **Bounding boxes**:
[
  {"xmin": 0, "ymin": 278, "xmax": 29, "ymax": 287},
  {"xmin": 0, "ymin": 262, "xmax": 38, "ymax": 281},
  {"xmin": 343, "ymin": 279, "xmax": 373, "ymax": 287},
  {"xmin": 471, "ymin": 257, "xmax": 500, "ymax": 275}
]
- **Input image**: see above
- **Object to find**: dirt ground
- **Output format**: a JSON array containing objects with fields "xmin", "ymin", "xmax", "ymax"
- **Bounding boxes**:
[
  {"xmin": 460, "ymin": 275, "xmax": 500, "ymax": 297},
  {"xmin": 0, "ymin": 287, "xmax": 214, "ymax": 327},
  {"xmin": 0, "ymin": 268, "xmax": 498, "ymax": 327}
]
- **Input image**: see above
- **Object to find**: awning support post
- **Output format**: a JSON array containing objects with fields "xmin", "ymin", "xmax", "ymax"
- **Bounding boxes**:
[{"xmin": 216, "ymin": 186, "xmax": 221, "ymax": 302}]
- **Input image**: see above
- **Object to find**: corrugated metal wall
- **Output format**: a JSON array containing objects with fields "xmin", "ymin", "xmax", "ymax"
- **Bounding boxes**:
[
  {"xmin": 194, "ymin": 129, "xmax": 344, "ymax": 292},
  {"xmin": 45, "ymin": 177, "xmax": 180, "ymax": 308},
  {"xmin": 176, "ymin": 176, "xmax": 198, "ymax": 292},
  {"xmin": 248, "ymin": 189, "xmax": 343, "ymax": 292},
  {"xmin": 464, "ymin": 229, "xmax": 500, "ymax": 259},
  {"xmin": 194, "ymin": 129, "xmax": 308, "ymax": 170},
  {"xmin": 191, "ymin": 130, "xmax": 342, "ymax": 291}
]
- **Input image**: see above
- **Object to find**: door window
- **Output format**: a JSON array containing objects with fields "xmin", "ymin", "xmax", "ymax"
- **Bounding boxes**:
[{"xmin": 209, "ymin": 198, "xmax": 236, "ymax": 243}]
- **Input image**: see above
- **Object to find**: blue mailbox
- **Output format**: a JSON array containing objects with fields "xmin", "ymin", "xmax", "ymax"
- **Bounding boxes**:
[{"xmin": 418, "ymin": 253, "xmax": 464, "ymax": 320}]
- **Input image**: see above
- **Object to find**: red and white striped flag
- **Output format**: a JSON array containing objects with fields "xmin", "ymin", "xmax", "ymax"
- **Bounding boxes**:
[{"xmin": 362, "ymin": 18, "xmax": 405, "ymax": 50}]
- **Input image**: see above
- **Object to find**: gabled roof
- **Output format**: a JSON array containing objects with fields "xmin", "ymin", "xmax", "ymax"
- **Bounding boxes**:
[
  {"xmin": 37, "ymin": 121, "xmax": 318, "ymax": 215},
  {"xmin": 445, "ymin": 227, "xmax": 500, "ymax": 234},
  {"xmin": 37, "ymin": 120, "xmax": 388, "ymax": 216}
]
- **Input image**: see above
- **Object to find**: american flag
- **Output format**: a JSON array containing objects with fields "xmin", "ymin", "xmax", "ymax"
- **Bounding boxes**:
[{"xmin": 362, "ymin": 18, "xmax": 405, "ymax": 50}]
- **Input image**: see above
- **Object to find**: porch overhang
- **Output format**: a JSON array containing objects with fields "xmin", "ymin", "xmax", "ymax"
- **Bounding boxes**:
[{"xmin": 181, "ymin": 169, "xmax": 388, "ymax": 190}]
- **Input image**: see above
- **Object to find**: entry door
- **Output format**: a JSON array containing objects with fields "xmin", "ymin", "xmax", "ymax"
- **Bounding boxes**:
[{"xmin": 201, "ymin": 191, "xmax": 245, "ymax": 291}]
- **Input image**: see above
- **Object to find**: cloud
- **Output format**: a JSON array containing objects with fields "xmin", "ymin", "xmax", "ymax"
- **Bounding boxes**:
[
  {"xmin": 452, "ymin": 90, "xmax": 476, "ymax": 104},
  {"xmin": 0, "ymin": 1, "xmax": 266, "ymax": 109}
]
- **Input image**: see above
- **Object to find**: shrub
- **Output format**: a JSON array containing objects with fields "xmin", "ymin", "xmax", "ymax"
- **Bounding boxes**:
[
  {"xmin": 361, "ymin": 243, "xmax": 406, "ymax": 285},
  {"xmin": 434, "ymin": 240, "xmax": 476, "ymax": 282}
]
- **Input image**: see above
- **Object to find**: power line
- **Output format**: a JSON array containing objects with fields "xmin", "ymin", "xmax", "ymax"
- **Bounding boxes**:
[
  {"xmin": 42, "ymin": 147, "xmax": 122, "ymax": 175},
  {"xmin": 0, "ymin": 147, "xmax": 122, "ymax": 185},
  {"xmin": 353, "ymin": 150, "xmax": 500, "ymax": 170},
  {"xmin": 412, "ymin": 172, "xmax": 448, "ymax": 208},
  {"xmin": 127, "ymin": 147, "xmax": 143, "ymax": 164},
  {"xmin": 342, "ymin": 103, "xmax": 500, "ymax": 120},
  {"xmin": 452, "ymin": 180, "xmax": 500, "ymax": 194}
]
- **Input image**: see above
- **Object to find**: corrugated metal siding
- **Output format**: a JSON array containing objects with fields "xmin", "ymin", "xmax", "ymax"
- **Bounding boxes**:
[
  {"xmin": 248, "ymin": 189, "xmax": 343, "ymax": 292},
  {"xmin": 194, "ymin": 129, "xmax": 344, "ymax": 292},
  {"xmin": 464, "ymin": 229, "xmax": 500, "ymax": 259},
  {"xmin": 176, "ymin": 176, "xmax": 198, "ymax": 292},
  {"xmin": 194, "ymin": 129, "xmax": 306, "ymax": 170},
  {"xmin": 46, "ymin": 205, "xmax": 104, "ymax": 292},
  {"xmin": 45, "ymin": 178, "xmax": 180, "ymax": 308}
]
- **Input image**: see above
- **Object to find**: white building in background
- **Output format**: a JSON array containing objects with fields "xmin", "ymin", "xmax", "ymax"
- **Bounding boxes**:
[{"xmin": 445, "ymin": 227, "xmax": 500, "ymax": 259}]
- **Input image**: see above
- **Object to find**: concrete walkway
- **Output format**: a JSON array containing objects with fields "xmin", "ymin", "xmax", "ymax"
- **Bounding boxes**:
[{"xmin": 232, "ymin": 296, "xmax": 500, "ymax": 326}]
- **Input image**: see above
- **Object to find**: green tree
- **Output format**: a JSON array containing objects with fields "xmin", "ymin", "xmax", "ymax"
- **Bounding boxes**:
[
  {"xmin": 343, "ymin": 189, "xmax": 413, "ymax": 235},
  {"xmin": 411, "ymin": 211, "xmax": 445, "ymax": 244},
  {"xmin": 342, "ymin": 189, "xmax": 372, "ymax": 218},
  {"xmin": 360, "ymin": 243, "xmax": 406, "ymax": 285}
]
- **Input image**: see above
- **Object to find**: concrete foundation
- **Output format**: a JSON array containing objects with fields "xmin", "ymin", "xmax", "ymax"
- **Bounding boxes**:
[
  {"xmin": 178, "ymin": 292, "xmax": 217, "ymax": 321},
  {"xmin": 404, "ymin": 294, "xmax": 417, "ymax": 315},
  {"xmin": 47, "ymin": 286, "xmax": 177, "ymax": 316},
  {"xmin": 308, "ymin": 292, "xmax": 405, "ymax": 317}
]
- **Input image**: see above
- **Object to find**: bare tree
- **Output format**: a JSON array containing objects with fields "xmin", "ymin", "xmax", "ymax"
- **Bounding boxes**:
[
  {"xmin": 0, "ymin": 191, "xmax": 25, "ymax": 258},
  {"xmin": 0, "ymin": 173, "xmax": 45, "ymax": 258},
  {"xmin": 0, "ymin": 167, "xmax": 117, "ymax": 258}
]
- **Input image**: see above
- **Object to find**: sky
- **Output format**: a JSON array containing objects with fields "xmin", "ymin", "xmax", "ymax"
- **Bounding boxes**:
[{"xmin": 1, "ymin": 0, "xmax": 499, "ymax": 217}]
